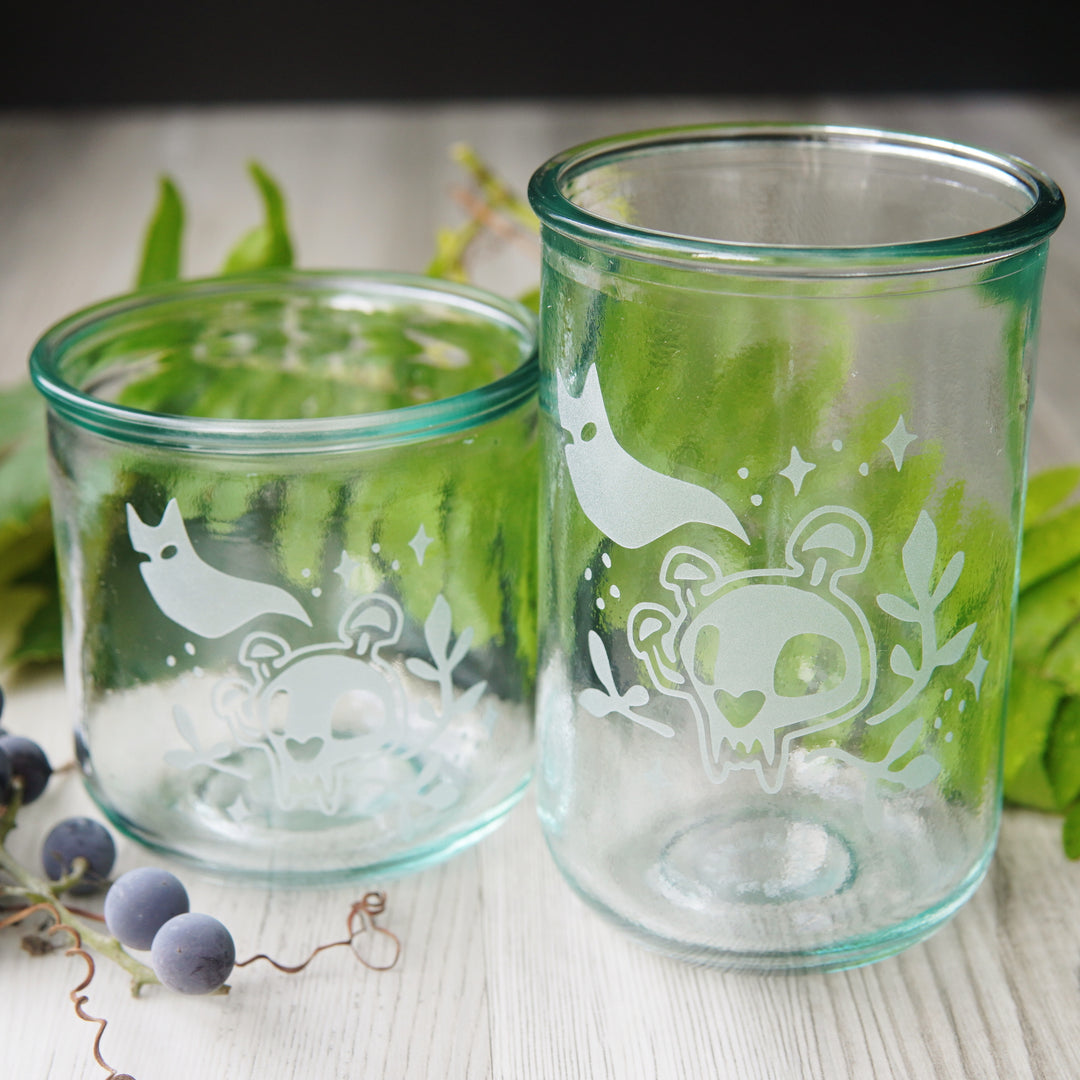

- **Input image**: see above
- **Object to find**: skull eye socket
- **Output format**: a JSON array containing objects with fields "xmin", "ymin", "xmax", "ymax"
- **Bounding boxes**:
[
  {"xmin": 773, "ymin": 634, "xmax": 846, "ymax": 698},
  {"xmin": 265, "ymin": 689, "xmax": 290, "ymax": 736},
  {"xmin": 331, "ymin": 689, "xmax": 389, "ymax": 739},
  {"xmin": 693, "ymin": 624, "xmax": 720, "ymax": 684}
]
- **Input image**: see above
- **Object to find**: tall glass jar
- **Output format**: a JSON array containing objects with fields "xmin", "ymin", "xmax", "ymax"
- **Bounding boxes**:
[{"xmin": 529, "ymin": 125, "xmax": 1065, "ymax": 970}]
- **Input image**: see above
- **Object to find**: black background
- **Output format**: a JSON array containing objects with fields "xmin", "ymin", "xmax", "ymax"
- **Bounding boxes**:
[{"xmin": 2, "ymin": 1, "xmax": 1075, "ymax": 106}]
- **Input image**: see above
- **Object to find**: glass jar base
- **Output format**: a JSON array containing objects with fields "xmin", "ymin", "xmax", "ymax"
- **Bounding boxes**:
[
  {"xmin": 658, "ymin": 812, "xmax": 855, "ymax": 908},
  {"xmin": 544, "ymin": 800, "xmax": 996, "ymax": 973},
  {"xmin": 84, "ymin": 771, "xmax": 532, "ymax": 885}
]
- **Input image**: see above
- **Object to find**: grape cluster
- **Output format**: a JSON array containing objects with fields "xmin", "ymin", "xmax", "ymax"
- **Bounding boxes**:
[{"xmin": 0, "ymin": 689, "xmax": 235, "ymax": 994}]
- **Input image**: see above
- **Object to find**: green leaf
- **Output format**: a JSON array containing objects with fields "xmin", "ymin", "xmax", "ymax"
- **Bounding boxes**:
[
  {"xmin": 1020, "ymin": 503, "xmax": 1080, "ymax": 591},
  {"xmin": 7, "ymin": 595, "xmax": 62, "ymax": 666},
  {"xmin": 0, "ymin": 383, "xmax": 50, "ymax": 526},
  {"xmin": 1024, "ymin": 464, "xmax": 1080, "ymax": 527},
  {"xmin": 0, "ymin": 584, "xmax": 52, "ymax": 673},
  {"xmin": 1046, "ymin": 696, "xmax": 1080, "ymax": 809},
  {"xmin": 221, "ymin": 162, "xmax": 294, "ymax": 273},
  {"xmin": 136, "ymin": 176, "xmax": 184, "ymax": 288},
  {"xmin": 1041, "ymin": 622, "xmax": 1080, "ymax": 697},
  {"xmin": 1063, "ymin": 801, "xmax": 1080, "ymax": 859},
  {"xmin": 1012, "ymin": 558, "xmax": 1080, "ymax": 664},
  {"xmin": 1003, "ymin": 662, "xmax": 1062, "ymax": 809}
]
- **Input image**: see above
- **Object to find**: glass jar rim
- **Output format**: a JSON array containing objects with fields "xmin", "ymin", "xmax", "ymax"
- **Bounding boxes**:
[
  {"xmin": 527, "ymin": 123, "xmax": 1066, "ymax": 274},
  {"xmin": 29, "ymin": 270, "xmax": 538, "ymax": 454}
]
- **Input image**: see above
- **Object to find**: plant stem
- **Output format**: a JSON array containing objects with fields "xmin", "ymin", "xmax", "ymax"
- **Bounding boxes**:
[{"xmin": 0, "ymin": 842, "xmax": 160, "ymax": 994}]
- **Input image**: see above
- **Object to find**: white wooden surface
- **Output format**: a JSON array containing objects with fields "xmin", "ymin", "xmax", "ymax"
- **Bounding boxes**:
[{"xmin": 1, "ymin": 96, "xmax": 1079, "ymax": 1080}]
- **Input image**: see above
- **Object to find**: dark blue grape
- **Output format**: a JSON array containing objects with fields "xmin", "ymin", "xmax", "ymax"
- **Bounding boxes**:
[
  {"xmin": 151, "ymin": 913, "xmax": 235, "ymax": 994},
  {"xmin": 0, "ymin": 745, "xmax": 12, "ymax": 805},
  {"xmin": 0, "ymin": 734, "xmax": 52, "ymax": 804},
  {"xmin": 105, "ymin": 867, "xmax": 190, "ymax": 951},
  {"xmin": 41, "ymin": 817, "xmax": 116, "ymax": 895}
]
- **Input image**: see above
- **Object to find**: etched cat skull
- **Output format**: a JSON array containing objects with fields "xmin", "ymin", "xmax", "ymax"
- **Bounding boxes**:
[
  {"xmin": 628, "ymin": 507, "xmax": 877, "ymax": 791},
  {"xmin": 213, "ymin": 595, "xmax": 409, "ymax": 815}
]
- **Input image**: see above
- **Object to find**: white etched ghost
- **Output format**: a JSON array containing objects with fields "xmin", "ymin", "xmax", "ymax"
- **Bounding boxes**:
[{"xmin": 127, "ymin": 500, "xmax": 312, "ymax": 638}]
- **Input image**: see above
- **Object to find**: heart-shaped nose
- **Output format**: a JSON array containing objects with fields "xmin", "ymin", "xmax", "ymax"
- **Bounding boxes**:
[
  {"xmin": 285, "ymin": 736, "xmax": 324, "ymax": 763},
  {"xmin": 714, "ymin": 689, "xmax": 766, "ymax": 728}
]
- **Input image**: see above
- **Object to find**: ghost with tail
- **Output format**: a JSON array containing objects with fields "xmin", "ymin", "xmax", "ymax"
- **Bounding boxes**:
[
  {"xmin": 556, "ymin": 364, "xmax": 749, "ymax": 547},
  {"xmin": 127, "ymin": 500, "xmax": 312, "ymax": 638}
]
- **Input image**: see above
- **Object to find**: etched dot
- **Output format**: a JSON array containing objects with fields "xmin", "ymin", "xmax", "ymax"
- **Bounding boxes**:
[
  {"xmin": 832, "ymin": 439, "xmax": 843, "ymax": 451},
  {"xmin": 311, "ymin": 587, "xmax": 322, "ymax": 598},
  {"xmin": 584, "ymin": 567, "xmax": 593, "ymax": 581},
  {"xmin": 371, "ymin": 543, "xmax": 381, "ymax": 554},
  {"xmin": 944, "ymin": 688, "xmax": 953, "ymax": 701},
  {"xmin": 934, "ymin": 717, "xmax": 943, "ymax": 729},
  {"xmin": 463, "ymin": 437, "xmax": 475, "ymax": 445},
  {"xmin": 958, "ymin": 700, "xmax": 967, "ymax": 713},
  {"xmin": 193, "ymin": 666, "xmax": 204, "ymax": 678},
  {"xmin": 751, "ymin": 494, "xmax": 763, "ymax": 506},
  {"xmin": 596, "ymin": 597, "xmax": 606, "ymax": 610},
  {"xmin": 610, "ymin": 585, "xmax": 621, "ymax": 599},
  {"xmin": 184, "ymin": 642, "xmax": 196, "ymax": 656},
  {"xmin": 602, "ymin": 553, "xmax": 612, "ymax": 569},
  {"xmin": 301, "ymin": 568, "xmax": 311, "ymax": 579},
  {"xmin": 945, "ymin": 731, "xmax": 954, "ymax": 743},
  {"xmin": 392, "ymin": 560, "xmax": 400, "ymax": 571},
  {"xmin": 738, "ymin": 467, "xmax": 749, "ymax": 479},
  {"xmin": 166, "ymin": 655, "xmax": 177, "ymax": 668},
  {"xmin": 859, "ymin": 462, "xmax": 869, "ymax": 476}
]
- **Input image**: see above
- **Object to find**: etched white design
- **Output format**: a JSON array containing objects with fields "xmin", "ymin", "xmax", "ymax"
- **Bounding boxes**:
[
  {"xmin": 334, "ymin": 550, "xmax": 360, "ymax": 584},
  {"xmin": 580, "ymin": 630, "xmax": 672, "ymax": 738},
  {"xmin": 209, "ymin": 595, "xmax": 410, "ymax": 815},
  {"xmin": 808, "ymin": 718, "xmax": 942, "ymax": 826},
  {"xmin": 127, "ymin": 500, "xmax": 312, "ymax": 637},
  {"xmin": 601, "ymin": 506, "xmax": 976, "ymax": 794},
  {"xmin": 883, "ymin": 415, "xmax": 917, "ymax": 469},
  {"xmin": 966, "ymin": 647, "xmax": 989, "ymax": 699},
  {"xmin": 872, "ymin": 512, "xmax": 976, "ymax": 728},
  {"xmin": 131, "ymin": 500, "xmax": 492, "ymax": 825},
  {"xmin": 408, "ymin": 524, "xmax": 434, "ymax": 565},
  {"xmin": 556, "ymin": 364, "xmax": 749, "ymax": 547},
  {"xmin": 177, "ymin": 594, "xmax": 485, "ymax": 821},
  {"xmin": 626, "ymin": 507, "xmax": 876, "ymax": 791},
  {"xmin": 779, "ymin": 446, "xmax": 817, "ymax": 495}
]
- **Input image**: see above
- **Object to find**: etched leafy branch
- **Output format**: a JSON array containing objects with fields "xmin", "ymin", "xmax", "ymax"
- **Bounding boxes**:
[
  {"xmin": 869, "ymin": 511, "xmax": 977, "ymax": 726},
  {"xmin": 579, "ymin": 631, "xmax": 673, "ymax": 737},
  {"xmin": 809, "ymin": 717, "xmax": 943, "ymax": 826},
  {"xmin": 405, "ymin": 594, "xmax": 488, "ymax": 741},
  {"xmin": 165, "ymin": 704, "xmax": 251, "ymax": 778}
]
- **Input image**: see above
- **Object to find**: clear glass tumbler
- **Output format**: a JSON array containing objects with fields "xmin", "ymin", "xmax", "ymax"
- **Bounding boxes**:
[
  {"xmin": 528, "ymin": 124, "xmax": 1065, "ymax": 970},
  {"xmin": 31, "ymin": 271, "xmax": 538, "ymax": 883}
]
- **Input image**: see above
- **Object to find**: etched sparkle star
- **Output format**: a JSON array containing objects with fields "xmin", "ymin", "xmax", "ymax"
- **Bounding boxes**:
[
  {"xmin": 883, "ymin": 416, "xmax": 917, "ymax": 470},
  {"xmin": 334, "ymin": 550, "xmax": 360, "ymax": 586},
  {"xmin": 779, "ymin": 446, "xmax": 816, "ymax": 495},
  {"xmin": 966, "ymin": 647, "xmax": 989, "ymax": 700},
  {"xmin": 408, "ymin": 523, "xmax": 434, "ymax": 566}
]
